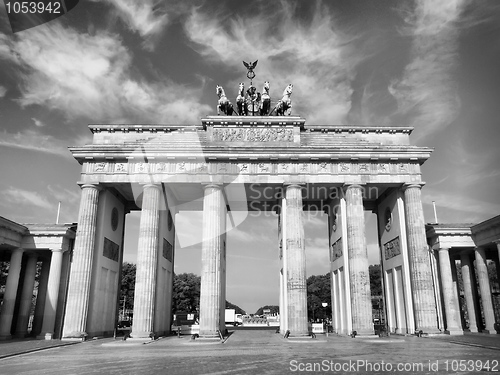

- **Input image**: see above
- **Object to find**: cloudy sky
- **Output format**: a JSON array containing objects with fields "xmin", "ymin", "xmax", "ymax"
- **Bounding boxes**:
[{"xmin": 1, "ymin": 0, "xmax": 499, "ymax": 314}]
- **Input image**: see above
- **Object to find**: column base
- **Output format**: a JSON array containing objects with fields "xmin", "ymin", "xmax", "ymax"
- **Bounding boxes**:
[
  {"xmin": 61, "ymin": 331, "xmax": 88, "ymax": 341},
  {"xmin": 465, "ymin": 327, "xmax": 479, "ymax": 333},
  {"xmin": 196, "ymin": 335, "xmax": 222, "ymax": 341},
  {"xmin": 444, "ymin": 329, "xmax": 464, "ymax": 336},
  {"xmin": 288, "ymin": 332, "xmax": 310, "ymax": 338},
  {"xmin": 480, "ymin": 329, "xmax": 497, "ymax": 335},
  {"xmin": 36, "ymin": 333, "xmax": 54, "ymax": 340},
  {"xmin": 0, "ymin": 334, "xmax": 12, "ymax": 341},
  {"xmin": 129, "ymin": 331, "xmax": 156, "ymax": 340},
  {"xmin": 415, "ymin": 327, "xmax": 442, "ymax": 335}
]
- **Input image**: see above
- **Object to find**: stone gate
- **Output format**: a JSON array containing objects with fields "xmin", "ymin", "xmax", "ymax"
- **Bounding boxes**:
[{"xmin": 58, "ymin": 114, "xmax": 441, "ymax": 340}]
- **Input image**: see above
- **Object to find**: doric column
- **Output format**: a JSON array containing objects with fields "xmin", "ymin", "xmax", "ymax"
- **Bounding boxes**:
[
  {"xmin": 403, "ymin": 184, "xmax": 439, "ymax": 332},
  {"xmin": 474, "ymin": 247, "xmax": 496, "ymax": 333},
  {"xmin": 0, "ymin": 248, "xmax": 24, "ymax": 340},
  {"xmin": 38, "ymin": 249, "xmax": 64, "ymax": 340},
  {"xmin": 344, "ymin": 184, "xmax": 372, "ymax": 335},
  {"xmin": 131, "ymin": 184, "xmax": 161, "ymax": 339},
  {"xmin": 14, "ymin": 254, "xmax": 38, "ymax": 338},
  {"xmin": 31, "ymin": 258, "xmax": 51, "ymax": 337},
  {"xmin": 199, "ymin": 184, "xmax": 226, "ymax": 338},
  {"xmin": 460, "ymin": 252, "xmax": 480, "ymax": 332},
  {"xmin": 62, "ymin": 184, "xmax": 101, "ymax": 340},
  {"xmin": 495, "ymin": 241, "xmax": 500, "ymax": 297},
  {"xmin": 438, "ymin": 248, "xmax": 463, "ymax": 335},
  {"xmin": 285, "ymin": 183, "xmax": 308, "ymax": 336}
]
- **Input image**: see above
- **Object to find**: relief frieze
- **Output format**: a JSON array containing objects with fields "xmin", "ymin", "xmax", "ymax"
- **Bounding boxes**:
[
  {"xmin": 384, "ymin": 236, "xmax": 401, "ymax": 260},
  {"xmin": 331, "ymin": 238, "xmax": 343, "ymax": 262},
  {"xmin": 212, "ymin": 127, "xmax": 294, "ymax": 142},
  {"xmin": 88, "ymin": 161, "xmax": 418, "ymax": 177}
]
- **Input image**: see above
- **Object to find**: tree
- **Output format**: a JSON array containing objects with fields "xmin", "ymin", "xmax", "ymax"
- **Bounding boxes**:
[
  {"xmin": 369, "ymin": 264, "xmax": 382, "ymax": 296},
  {"xmin": 255, "ymin": 305, "xmax": 278, "ymax": 316},
  {"xmin": 172, "ymin": 273, "xmax": 201, "ymax": 313},
  {"xmin": 120, "ymin": 262, "xmax": 136, "ymax": 313},
  {"xmin": 307, "ymin": 273, "xmax": 331, "ymax": 321}
]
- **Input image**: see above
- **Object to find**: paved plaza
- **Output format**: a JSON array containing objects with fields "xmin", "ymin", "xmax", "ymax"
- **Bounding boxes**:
[{"xmin": 0, "ymin": 330, "xmax": 499, "ymax": 374}]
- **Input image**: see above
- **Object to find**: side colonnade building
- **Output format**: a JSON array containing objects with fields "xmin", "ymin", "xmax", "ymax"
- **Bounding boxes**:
[
  {"xmin": 0, "ymin": 217, "xmax": 75, "ymax": 340},
  {"xmin": 426, "ymin": 216, "xmax": 500, "ymax": 335}
]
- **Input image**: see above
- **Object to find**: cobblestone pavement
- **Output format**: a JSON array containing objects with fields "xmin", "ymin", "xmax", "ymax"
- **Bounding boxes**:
[{"xmin": 0, "ymin": 330, "xmax": 498, "ymax": 374}]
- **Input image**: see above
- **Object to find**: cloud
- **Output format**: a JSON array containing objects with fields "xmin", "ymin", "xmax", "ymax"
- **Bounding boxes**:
[
  {"xmin": 0, "ymin": 129, "xmax": 73, "ymax": 157},
  {"xmin": 94, "ymin": 0, "xmax": 175, "ymax": 50},
  {"xmin": 0, "ymin": 85, "xmax": 6, "ymax": 97},
  {"xmin": 423, "ymin": 187, "xmax": 500, "ymax": 221},
  {"xmin": 31, "ymin": 117, "xmax": 44, "ymax": 127},
  {"xmin": 389, "ymin": 0, "xmax": 465, "ymax": 140},
  {"xmin": 0, "ymin": 22, "xmax": 211, "ymax": 124},
  {"xmin": 1, "ymin": 187, "xmax": 53, "ymax": 211},
  {"xmin": 184, "ymin": 2, "xmax": 365, "ymax": 124}
]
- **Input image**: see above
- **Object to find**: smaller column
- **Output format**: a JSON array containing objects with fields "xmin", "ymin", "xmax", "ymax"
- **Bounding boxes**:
[
  {"xmin": 0, "ymin": 248, "xmax": 24, "ymax": 340},
  {"xmin": 438, "ymin": 248, "xmax": 463, "ymax": 335},
  {"xmin": 495, "ymin": 241, "xmax": 500, "ymax": 299},
  {"xmin": 38, "ymin": 249, "xmax": 64, "ymax": 340},
  {"xmin": 460, "ymin": 253, "xmax": 480, "ymax": 332},
  {"xmin": 31, "ymin": 258, "xmax": 51, "ymax": 337},
  {"xmin": 14, "ymin": 254, "xmax": 38, "ymax": 338},
  {"xmin": 474, "ymin": 247, "xmax": 496, "ymax": 333}
]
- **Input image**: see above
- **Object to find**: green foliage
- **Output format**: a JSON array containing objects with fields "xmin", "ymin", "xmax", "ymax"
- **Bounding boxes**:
[
  {"xmin": 120, "ymin": 262, "xmax": 136, "ymax": 311},
  {"xmin": 172, "ymin": 273, "xmax": 201, "ymax": 313},
  {"xmin": 307, "ymin": 273, "xmax": 331, "ymax": 321},
  {"xmin": 255, "ymin": 305, "xmax": 278, "ymax": 316},
  {"xmin": 369, "ymin": 264, "xmax": 382, "ymax": 296}
]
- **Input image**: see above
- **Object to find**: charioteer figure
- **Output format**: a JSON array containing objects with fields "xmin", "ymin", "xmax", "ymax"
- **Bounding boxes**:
[{"xmin": 215, "ymin": 60, "xmax": 293, "ymax": 116}]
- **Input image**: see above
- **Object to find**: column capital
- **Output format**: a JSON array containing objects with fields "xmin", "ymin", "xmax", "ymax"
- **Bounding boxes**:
[
  {"xmin": 79, "ymin": 183, "xmax": 103, "ymax": 191},
  {"xmin": 141, "ymin": 183, "xmax": 162, "ymax": 191},
  {"xmin": 202, "ymin": 183, "xmax": 223, "ymax": 190},
  {"xmin": 342, "ymin": 183, "xmax": 365, "ymax": 194},
  {"xmin": 283, "ymin": 183, "xmax": 306, "ymax": 189},
  {"xmin": 402, "ymin": 183, "xmax": 425, "ymax": 191},
  {"xmin": 49, "ymin": 248, "xmax": 64, "ymax": 253}
]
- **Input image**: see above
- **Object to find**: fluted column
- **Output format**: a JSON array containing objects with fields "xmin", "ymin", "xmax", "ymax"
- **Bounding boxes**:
[
  {"xmin": 344, "ymin": 184, "xmax": 372, "ymax": 335},
  {"xmin": 285, "ymin": 183, "xmax": 308, "ymax": 336},
  {"xmin": 14, "ymin": 254, "xmax": 38, "ymax": 338},
  {"xmin": 495, "ymin": 242, "xmax": 500, "ymax": 297},
  {"xmin": 62, "ymin": 184, "xmax": 101, "ymax": 340},
  {"xmin": 0, "ymin": 248, "xmax": 24, "ymax": 340},
  {"xmin": 438, "ymin": 248, "xmax": 463, "ymax": 335},
  {"xmin": 460, "ymin": 253, "xmax": 480, "ymax": 332},
  {"xmin": 199, "ymin": 184, "xmax": 226, "ymax": 338},
  {"xmin": 403, "ymin": 184, "xmax": 439, "ymax": 332},
  {"xmin": 131, "ymin": 184, "xmax": 161, "ymax": 339},
  {"xmin": 31, "ymin": 259, "xmax": 50, "ymax": 337},
  {"xmin": 474, "ymin": 247, "xmax": 495, "ymax": 333},
  {"xmin": 38, "ymin": 249, "xmax": 64, "ymax": 340}
]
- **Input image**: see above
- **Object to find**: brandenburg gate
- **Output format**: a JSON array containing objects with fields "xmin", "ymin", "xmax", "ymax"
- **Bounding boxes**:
[{"xmin": 60, "ymin": 101, "xmax": 440, "ymax": 339}]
